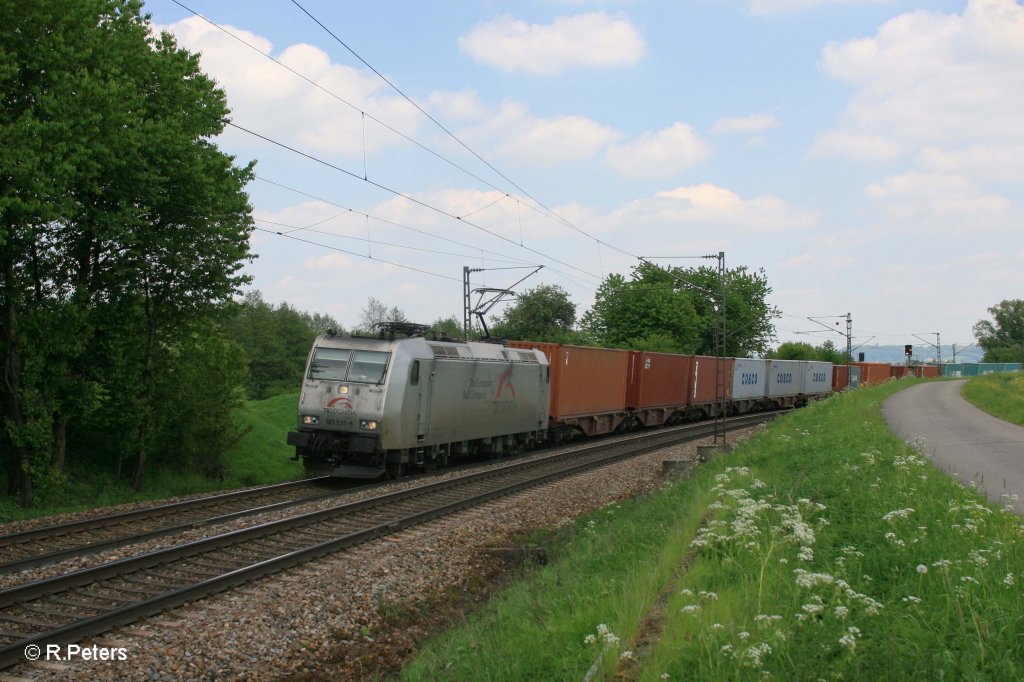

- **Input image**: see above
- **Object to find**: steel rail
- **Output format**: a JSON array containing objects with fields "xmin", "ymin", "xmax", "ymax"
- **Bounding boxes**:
[{"xmin": 0, "ymin": 477, "xmax": 341, "ymax": 575}]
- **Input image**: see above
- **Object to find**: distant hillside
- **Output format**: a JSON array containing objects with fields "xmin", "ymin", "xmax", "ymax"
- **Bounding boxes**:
[{"xmin": 854, "ymin": 344, "xmax": 983, "ymax": 365}]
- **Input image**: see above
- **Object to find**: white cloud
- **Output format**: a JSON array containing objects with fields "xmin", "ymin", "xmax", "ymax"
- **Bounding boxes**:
[
  {"xmin": 777, "ymin": 253, "xmax": 815, "ymax": 268},
  {"xmin": 605, "ymin": 183, "xmax": 819, "ymax": 233},
  {"xmin": 465, "ymin": 101, "xmax": 622, "ymax": 165},
  {"xmin": 423, "ymin": 90, "xmax": 487, "ymax": 122},
  {"xmin": 808, "ymin": 131, "xmax": 899, "ymax": 161},
  {"xmin": 159, "ymin": 18, "xmax": 421, "ymax": 158},
  {"xmin": 917, "ymin": 145, "xmax": 1024, "ymax": 184},
  {"xmin": 605, "ymin": 123, "xmax": 712, "ymax": 177},
  {"xmin": 458, "ymin": 12, "xmax": 647, "ymax": 75},
  {"xmin": 747, "ymin": 0, "xmax": 892, "ymax": 15},
  {"xmin": 711, "ymin": 113, "xmax": 779, "ymax": 135},
  {"xmin": 864, "ymin": 171, "xmax": 1012, "ymax": 219},
  {"xmin": 816, "ymin": 0, "xmax": 1024, "ymax": 161}
]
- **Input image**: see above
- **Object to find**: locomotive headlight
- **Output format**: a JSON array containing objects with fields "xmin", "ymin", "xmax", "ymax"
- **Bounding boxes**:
[
  {"xmin": 302, "ymin": 415, "xmax": 319, "ymax": 425},
  {"xmin": 338, "ymin": 385, "xmax": 350, "ymax": 394},
  {"xmin": 359, "ymin": 419, "xmax": 379, "ymax": 431}
]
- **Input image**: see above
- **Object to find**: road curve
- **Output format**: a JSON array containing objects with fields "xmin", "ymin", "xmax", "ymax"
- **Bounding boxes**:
[{"xmin": 882, "ymin": 380, "xmax": 1024, "ymax": 511}]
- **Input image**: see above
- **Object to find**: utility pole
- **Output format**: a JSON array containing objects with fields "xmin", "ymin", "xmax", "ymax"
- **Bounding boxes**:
[
  {"xmin": 846, "ymin": 313, "xmax": 852, "ymax": 363},
  {"xmin": 714, "ymin": 251, "xmax": 727, "ymax": 447},
  {"xmin": 912, "ymin": 333, "xmax": 940, "ymax": 364}
]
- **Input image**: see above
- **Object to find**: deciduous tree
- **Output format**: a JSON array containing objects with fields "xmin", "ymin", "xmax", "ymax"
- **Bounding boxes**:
[{"xmin": 974, "ymin": 300, "xmax": 1024, "ymax": 363}]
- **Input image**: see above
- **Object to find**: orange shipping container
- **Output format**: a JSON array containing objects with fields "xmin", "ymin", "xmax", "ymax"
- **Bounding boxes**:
[
  {"xmin": 850, "ymin": 362, "xmax": 891, "ymax": 386},
  {"xmin": 626, "ymin": 351, "xmax": 692, "ymax": 409},
  {"xmin": 832, "ymin": 365, "xmax": 849, "ymax": 391},
  {"xmin": 690, "ymin": 355, "xmax": 734, "ymax": 406},
  {"xmin": 507, "ymin": 342, "xmax": 630, "ymax": 419}
]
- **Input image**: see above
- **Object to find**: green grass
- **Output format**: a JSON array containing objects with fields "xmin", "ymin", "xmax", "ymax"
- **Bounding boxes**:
[
  {"xmin": 399, "ymin": 380, "xmax": 1024, "ymax": 681},
  {"xmin": 0, "ymin": 393, "xmax": 303, "ymax": 523},
  {"xmin": 221, "ymin": 391, "xmax": 304, "ymax": 486},
  {"xmin": 962, "ymin": 372, "xmax": 1024, "ymax": 426}
]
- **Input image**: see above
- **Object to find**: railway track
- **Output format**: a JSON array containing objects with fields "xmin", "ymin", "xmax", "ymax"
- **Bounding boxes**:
[
  {"xmin": 0, "ymin": 477, "xmax": 349, "ymax": 575},
  {"xmin": 0, "ymin": 412, "xmax": 773, "ymax": 670}
]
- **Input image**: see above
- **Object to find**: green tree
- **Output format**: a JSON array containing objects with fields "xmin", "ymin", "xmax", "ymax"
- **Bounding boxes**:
[
  {"xmin": 768, "ymin": 341, "xmax": 818, "ymax": 360},
  {"xmin": 580, "ymin": 263, "xmax": 701, "ymax": 353},
  {"xmin": 1, "ymin": 0, "xmax": 254, "ymax": 501},
  {"xmin": 223, "ymin": 292, "xmax": 342, "ymax": 399},
  {"xmin": 679, "ymin": 265, "xmax": 779, "ymax": 357},
  {"xmin": 490, "ymin": 284, "xmax": 578, "ymax": 342},
  {"xmin": 428, "ymin": 315, "xmax": 463, "ymax": 340},
  {"xmin": 973, "ymin": 300, "xmax": 1024, "ymax": 363},
  {"xmin": 815, "ymin": 340, "xmax": 848, "ymax": 364},
  {"xmin": 354, "ymin": 297, "xmax": 407, "ymax": 334}
]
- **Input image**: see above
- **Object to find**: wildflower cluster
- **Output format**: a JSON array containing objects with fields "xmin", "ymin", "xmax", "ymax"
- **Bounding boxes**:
[{"xmin": 583, "ymin": 623, "xmax": 620, "ymax": 647}]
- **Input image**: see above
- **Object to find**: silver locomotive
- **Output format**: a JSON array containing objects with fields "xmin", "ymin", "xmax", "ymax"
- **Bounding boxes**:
[{"xmin": 287, "ymin": 326, "xmax": 550, "ymax": 478}]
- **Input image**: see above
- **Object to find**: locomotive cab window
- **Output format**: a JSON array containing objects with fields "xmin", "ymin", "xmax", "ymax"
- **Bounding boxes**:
[
  {"xmin": 308, "ymin": 347, "xmax": 351, "ymax": 381},
  {"xmin": 307, "ymin": 348, "xmax": 391, "ymax": 383},
  {"xmin": 349, "ymin": 350, "xmax": 390, "ymax": 384}
]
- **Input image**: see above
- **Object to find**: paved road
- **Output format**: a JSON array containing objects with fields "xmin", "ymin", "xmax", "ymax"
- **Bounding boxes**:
[{"xmin": 883, "ymin": 380, "xmax": 1024, "ymax": 510}]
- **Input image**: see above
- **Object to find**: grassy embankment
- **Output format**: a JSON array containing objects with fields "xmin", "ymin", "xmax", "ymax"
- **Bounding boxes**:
[
  {"xmin": 962, "ymin": 372, "xmax": 1024, "ymax": 426},
  {"xmin": 400, "ymin": 378, "xmax": 1024, "ymax": 681},
  {"xmin": 0, "ymin": 393, "xmax": 302, "ymax": 522}
]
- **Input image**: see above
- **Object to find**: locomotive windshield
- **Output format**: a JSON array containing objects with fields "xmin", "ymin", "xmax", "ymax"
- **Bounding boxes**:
[{"xmin": 308, "ymin": 347, "xmax": 390, "ymax": 384}]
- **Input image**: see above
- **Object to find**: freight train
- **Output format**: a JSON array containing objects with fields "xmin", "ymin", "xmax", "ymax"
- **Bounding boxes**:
[{"xmin": 287, "ymin": 326, "xmax": 836, "ymax": 479}]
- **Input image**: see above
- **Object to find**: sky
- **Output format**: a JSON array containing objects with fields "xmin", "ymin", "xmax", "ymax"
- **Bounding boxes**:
[{"xmin": 145, "ymin": 0, "xmax": 1023, "ymax": 352}]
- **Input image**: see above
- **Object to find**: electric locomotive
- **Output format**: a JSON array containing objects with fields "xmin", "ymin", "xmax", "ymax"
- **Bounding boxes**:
[{"xmin": 287, "ymin": 324, "xmax": 550, "ymax": 478}]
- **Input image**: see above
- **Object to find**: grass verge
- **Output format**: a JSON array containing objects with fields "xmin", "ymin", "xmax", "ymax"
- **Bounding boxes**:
[
  {"xmin": 962, "ymin": 372, "xmax": 1024, "ymax": 426},
  {"xmin": 399, "ymin": 380, "xmax": 1024, "ymax": 681}
]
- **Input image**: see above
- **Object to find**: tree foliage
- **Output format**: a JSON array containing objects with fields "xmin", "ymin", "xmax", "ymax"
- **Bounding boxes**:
[
  {"xmin": 354, "ymin": 297, "xmax": 407, "ymax": 334},
  {"xmin": 222, "ymin": 292, "xmax": 341, "ymax": 399},
  {"xmin": 973, "ymin": 300, "xmax": 1024, "ymax": 363},
  {"xmin": 1, "ymin": 0, "xmax": 255, "ymax": 502},
  {"xmin": 489, "ymin": 284, "xmax": 578, "ymax": 342},
  {"xmin": 581, "ymin": 262, "xmax": 778, "ymax": 355},
  {"xmin": 768, "ymin": 340, "xmax": 845, "ymax": 363}
]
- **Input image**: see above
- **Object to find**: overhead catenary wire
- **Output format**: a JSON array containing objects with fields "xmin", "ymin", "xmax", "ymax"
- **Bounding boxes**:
[
  {"xmin": 254, "ymin": 218, "xmax": 531, "ymax": 265},
  {"xmin": 230, "ymin": 122, "xmax": 604, "ymax": 283},
  {"xmin": 253, "ymin": 176, "xmax": 600, "ymax": 292},
  {"xmin": 253, "ymin": 227, "xmax": 462, "ymax": 283}
]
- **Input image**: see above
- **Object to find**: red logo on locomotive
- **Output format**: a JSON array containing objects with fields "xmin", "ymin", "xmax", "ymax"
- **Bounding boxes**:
[
  {"xmin": 496, "ymin": 368, "xmax": 517, "ymax": 399},
  {"xmin": 326, "ymin": 396, "xmax": 354, "ymax": 410}
]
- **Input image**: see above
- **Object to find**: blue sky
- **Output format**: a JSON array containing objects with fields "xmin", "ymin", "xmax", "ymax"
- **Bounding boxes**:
[{"xmin": 146, "ymin": 0, "xmax": 1023, "ymax": 353}]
